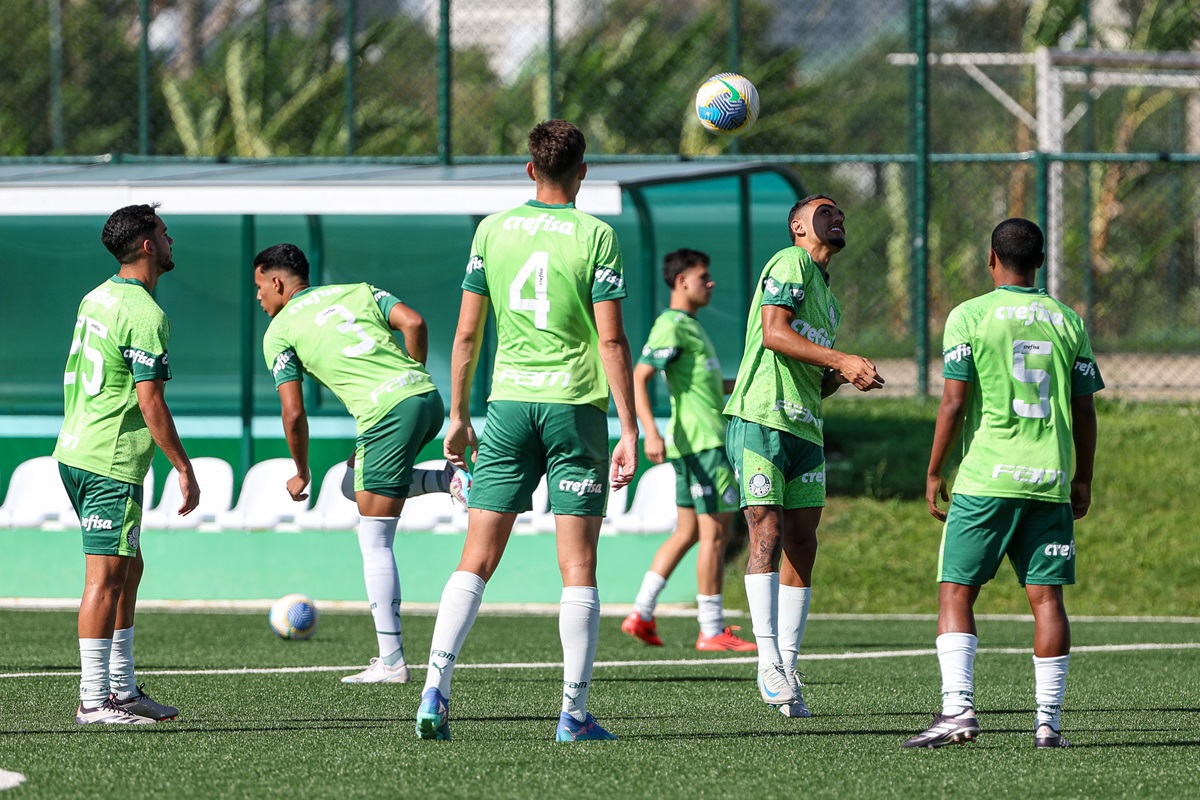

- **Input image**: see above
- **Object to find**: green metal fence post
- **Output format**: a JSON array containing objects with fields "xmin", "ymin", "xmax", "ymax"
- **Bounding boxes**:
[
  {"xmin": 1035, "ymin": 152, "xmax": 1049, "ymax": 291},
  {"xmin": 139, "ymin": 0, "xmax": 151, "ymax": 155},
  {"xmin": 344, "ymin": 0, "xmax": 357, "ymax": 156},
  {"xmin": 306, "ymin": 214, "xmax": 325, "ymax": 415},
  {"xmin": 1080, "ymin": 0, "xmax": 1094, "ymax": 329},
  {"xmin": 240, "ymin": 215, "xmax": 258, "ymax": 479},
  {"xmin": 728, "ymin": 0, "xmax": 741, "ymax": 157},
  {"xmin": 627, "ymin": 188, "xmax": 659, "ymax": 412},
  {"xmin": 48, "ymin": 0, "xmax": 65, "ymax": 152},
  {"xmin": 909, "ymin": 0, "xmax": 930, "ymax": 398},
  {"xmin": 438, "ymin": 0, "xmax": 452, "ymax": 164},
  {"xmin": 547, "ymin": 0, "xmax": 558, "ymax": 120}
]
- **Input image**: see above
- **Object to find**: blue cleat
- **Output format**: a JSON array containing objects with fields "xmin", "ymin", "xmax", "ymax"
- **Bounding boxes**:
[
  {"xmin": 555, "ymin": 712, "xmax": 617, "ymax": 742},
  {"xmin": 415, "ymin": 688, "xmax": 451, "ymax": 741}
]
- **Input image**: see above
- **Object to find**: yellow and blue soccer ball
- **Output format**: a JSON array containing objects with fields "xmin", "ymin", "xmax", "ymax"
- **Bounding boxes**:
[
  {"xmin": 695, "ymin": 72, "xmax": 760, "ymax": 134},
  {"xmin": 269, "ymin": 593, "xmax": 320, "ymax": 640}
]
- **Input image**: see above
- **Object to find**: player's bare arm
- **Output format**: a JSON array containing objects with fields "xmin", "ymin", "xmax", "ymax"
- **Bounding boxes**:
[
  {"xmin": 926, "ymin": 379, "xmax": 970, "ymax": 521},
  {"xmin": 444, "ymin": 290, "xmax": 489, "ymax": 468},
  {"xmin": 277, "ymin": 379, "xmax": 311, "ymax": 501},
  {"xmin": 135, "ymin": 378, "xmax": 200, "ymax": 515},
  {"xmin": 595, "ymin": 298, "xmax": 639, "ymax": 489},
  {"xmin": 632, "ymin": 362, "xmax": 665, "ymax": 464},
  {"xmin": 388, "ymin": 301, "xmax": 429, "ymax": 365},
  {"xmin": 1069, "ymin": 393, "xmax": 1098, "ymax": 520},
  {"xmin": 760, "ymin": 305, "xmax": 884, "ymax": 392}
]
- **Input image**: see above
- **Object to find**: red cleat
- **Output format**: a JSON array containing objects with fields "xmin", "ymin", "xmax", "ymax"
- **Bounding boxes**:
[
  {"xmin": 621, "ymin": 612, "xmax": 663, "ymax": 646},
  {"xmin": 695, "ymin": 626, "xmax": 758, "ymax": 652}
]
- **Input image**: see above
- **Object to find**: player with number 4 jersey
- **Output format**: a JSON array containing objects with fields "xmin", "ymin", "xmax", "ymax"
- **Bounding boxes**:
[
  {"xmin": 418, "ymin": 120, "xmax": 639, "ymax": 743},
  {"xmin": 905, "ymin": 218, "xmax": 1103, "ymax": 751}
]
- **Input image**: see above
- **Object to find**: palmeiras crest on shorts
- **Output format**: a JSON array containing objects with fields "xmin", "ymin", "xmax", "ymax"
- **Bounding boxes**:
[
  {"xmin": 747, "ymin": 472, "xmax": 772, "ymax": 498},
  {"xmin": 127, "ymin": 525, "xmax": 141, "ymax": 551}
]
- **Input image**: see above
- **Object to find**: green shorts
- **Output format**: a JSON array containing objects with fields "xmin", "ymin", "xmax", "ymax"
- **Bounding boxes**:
[
  {"xmin": 938, "ymin": 494, "xmax": 1076, "ymax": 586},
  {"xmin": 726, "ymin": 417, "xmax": 826, "ymax": 509},
  {"xmin": 470, "ymin": 400, "xmax": 610, "ymax": 517},
  {"xmin": 58, "ymin": 463, "xmax": 144, "ymax": 557},
  {"xmin": 672, "ymin": 447, "xmax": 739, "ymax": 515},
  {"xmin": 353, "ymin": 388, "xmax": 444, "ymax": 498}
]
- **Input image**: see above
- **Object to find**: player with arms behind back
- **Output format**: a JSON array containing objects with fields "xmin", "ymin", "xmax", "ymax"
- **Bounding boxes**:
[
  {"xmin": 724, "ymin": 195, "xmax": 884, "ymax": 718},
  {"xmin": 903, "ymin": 218, "xmax": 1103, "ymax": 749},
  {"xmin": 416, "ymin": 119, "xmax": 639, "ymax": 743},
  {"xmin": 55, "ymin": 203, "xmax": 200, "ymax": 725},
  {"xmin": 622, "ymin": 248, "xmax": 754, "ymax": 652},
  {"xmin": 254, "ymin": 243, "xmax": 462, "ymax": 685}
]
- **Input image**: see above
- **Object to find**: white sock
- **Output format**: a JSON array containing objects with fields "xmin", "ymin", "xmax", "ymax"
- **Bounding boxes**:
[
  {"xmin": 1033, "ymin": 654, "xmax": 1070, "ymax": 730},
  {"xmin": 560, "ymin": 586, "xmax": 601, "ymax": 722},
  {"xmin": 423, "ymin": 570, "xmax": 486, "ymax": 697},
  {"xmin": 778, "ymin": 585, "xmax": 811, "ymax": 671},
  {"xmin": 633, "ymin": 571, "xmax": 667, "ymax": 621},
  {"xmin": 937, "ymin": 632, "xmax": 978, "ymax": 715},
  {"xmin": 745, "ymin": 572, "xmax": 782, "ymax": 668},
  {"xmin": 79, "ymin": 638, "xmax": 112, "ymax": 708},
  {"xmin": 109, "ymin": 626, "xmax": 136, "ymax": 701},
  {"xmin": 409, "ymin": 467, "xmax": 448, "ymax": 497},
  {"xmin": 696, "ymin": 593, "xmax": 725, "ymax": 638},
  {"xmin": 358, "ymin": 516, "xmax": 404, "ymax": 661}
]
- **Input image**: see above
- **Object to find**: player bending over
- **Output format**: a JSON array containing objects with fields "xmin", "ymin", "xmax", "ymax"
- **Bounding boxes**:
[{"xmin": 253, "ymin": 243, "xmax": 466, "ymax": 685}]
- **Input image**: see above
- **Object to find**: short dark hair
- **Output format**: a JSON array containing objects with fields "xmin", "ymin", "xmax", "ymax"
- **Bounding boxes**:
[
  {"xmin": 254, "ymin": 243, "xmax": 310, "ymax": 282},
  {"xmin": 528, "ymin": 119, "xmax": 586, "ymax": 184},
  {"xmin": 990, "ymin": 218, "xmax": 1044, "ymax": 273},
  {"xmin": 662, "ymin": 248, "xmax": 710, "ymax": 289},
  {"xmin": 101, "ymin": 203, "xmax": 161, "ymax": 264},
  {"xmin": 786, "ymin": 194, "xmax": 838, "ymax": 242}
]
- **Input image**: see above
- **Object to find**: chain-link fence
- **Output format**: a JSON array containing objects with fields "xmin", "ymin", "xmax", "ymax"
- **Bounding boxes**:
[{"xmin": 2, "ymin": 0, "xmax": 1198, "ymax": 398}]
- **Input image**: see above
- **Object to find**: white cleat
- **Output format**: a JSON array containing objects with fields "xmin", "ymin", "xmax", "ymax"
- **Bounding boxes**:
[
  {"xmin": 115, "ymin": 684, "xmax": 178, "ymax": 720},
  {"xmin": 444, "ymin": 462, "xmax": 472, "ymax": 507},
  {"xmin": 76, "ymin": 696, "xmax": 157, "ymax": 725},
  {"xmin": 757, "ymin": 664, "xmax": 797, "ymax": 706},
  {"xmin": 777, "ymin": 668, "xmax": 811, "ymax": 717},
  {"xmin": 341, "ymin": 657, "xmax": 411, "ymax": 684}
]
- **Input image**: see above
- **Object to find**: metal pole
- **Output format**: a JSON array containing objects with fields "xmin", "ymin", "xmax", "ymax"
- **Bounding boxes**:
[
  {"xmin": 1036, "ymin": 47, "xmax": 1064, "ymax": 297},
  {"xmin": 627, "ymin": 189, "xmax": 658, "ymax": 411},
  {"xmin": 240, "ymin": 215, "xmax": 257, "ymax": 481},
  {"xmin": 728, "ymin": 0, "xmax": 741, "ymax": 156},
  {"xmin": 1035, "ymin": 152, "xmax": 1049, "ymax": 291},
  {"xmin": 910, "ymin": 0, "xmax": 930, "ymax": 398},
  {"xmin": 139, "ymin": 0, "xmax": 150, "ymax": 154},
  {"xmin": 344, "ymin": 0, "xmax": 357, "ymax": 155},
  {"xmin": 1081, "ymin": 0, "xmax": 1094, "ymax": 327},
  {"xmin": 306, "ymin": 215, "xmax": 325, "ymax": 414},
  {"xmin": 48, "ymin": 0, "xmax": 65, "ymax": 152},
  {"xmin": 547, "ymin": 0, "xmax": 557, "ymax": 120},
  {"xmin": 438, "ymin": 0, "xmax": 452, "ymax": 163}
]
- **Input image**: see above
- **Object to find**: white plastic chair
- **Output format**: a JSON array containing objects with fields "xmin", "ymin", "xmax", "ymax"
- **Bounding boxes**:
[
  {"xmin": 608, "ymin": 463, "xmax": 678, "ymax": 533},
  {"xmin": 0, "ymin": 456, "xmax": 75, "ymax": 528},
  {"xmin": 144, "ymin": 457, "xmax": 234, "ymax": 530},
  {"xmin": 215, "ymin": 458, "xmax": 310, "ymax": 530},
  {"xmin": 296, "ymin": 462, "xmax": 360, "ymax": 530}
]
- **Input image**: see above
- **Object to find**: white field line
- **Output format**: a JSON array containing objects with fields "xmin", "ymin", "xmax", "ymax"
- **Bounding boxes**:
[
  {"xmin": 0, "ymin": 771, "xmax": 26, "ymax": 792},
  {"xmin": 2, "ymin": 598, "xmax": 1199, "ymax": 625},
  {"xmin": 2, "ymin": 642, "xmax": 1198, "ymax": 681}
]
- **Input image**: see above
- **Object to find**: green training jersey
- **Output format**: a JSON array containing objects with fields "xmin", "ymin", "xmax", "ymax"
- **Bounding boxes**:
[
  {"xmin": 54, "ymin": 276, "xmax": 172, "ymax": 484},
  {"xmin": 462, "ymin": 200, "xmax": 626, "ymax": 410},
  {"xmin": 638, "ymin": 309, "xmax": 726, "ymax": 458},
  {"xmin": 942, "ymin": 285, "xmax": 1104, "ymax": 502},
  {"xmin": 262, "ymin": 283, "xmax": 435, "ymax": 434},
  {"xmin": 724, "ymin": 246, "xmax": 840, "ymax": 446}
]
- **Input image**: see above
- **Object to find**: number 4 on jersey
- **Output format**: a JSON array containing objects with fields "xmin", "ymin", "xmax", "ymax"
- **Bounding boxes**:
[{"xmin": 509, "ymin": 252, "xmax": 551, "ymax": 330}]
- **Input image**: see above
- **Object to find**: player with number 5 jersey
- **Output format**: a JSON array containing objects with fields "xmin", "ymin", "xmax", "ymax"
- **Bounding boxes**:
[
  {"xmin": 905, "ymin": 218, "xmax": 1103, "ymax": 751},
  {"xmin": 417, "ymin": 120, "xmax": 639, "ymax": 744}
]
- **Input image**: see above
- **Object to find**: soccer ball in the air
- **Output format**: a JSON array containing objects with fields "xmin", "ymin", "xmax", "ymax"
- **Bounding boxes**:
[
  {"xmin": 695, "ymin": 72, "xmax": 760, "ymax": 133},
  {"xmin": 269, "ymin": 593, "xmax": 319, "ymax": 640}
]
